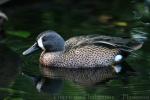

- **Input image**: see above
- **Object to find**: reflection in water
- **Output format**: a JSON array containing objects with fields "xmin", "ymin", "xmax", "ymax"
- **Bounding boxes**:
[
  {"xmin": 22, "ymin": 73, "xmax": 63, "ymax": 94},
  {"xmin": 23, "ymin": 61, "xmax": 136, "ymax": 95},
  {"xmin": 41, "ymin": 67, "xmax": 116, "ymax": 86}
]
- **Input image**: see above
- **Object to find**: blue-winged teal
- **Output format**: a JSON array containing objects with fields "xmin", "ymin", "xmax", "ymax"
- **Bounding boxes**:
[
  {"xmin": 23, "ymin": 30, "xmax": 146, "ymax": 86},
  {"xmin": 0, "ymin": 11, "xmax": 8, "ymax": 38},
  {"xmin": 0, "ymin": 0, "xmax": 10, "ymax": 5}
]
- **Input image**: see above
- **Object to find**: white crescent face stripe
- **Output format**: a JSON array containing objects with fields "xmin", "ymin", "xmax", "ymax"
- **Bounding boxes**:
[{"xmin": 37, "ymin": 37, "xmax": 45, "ymax": 50}]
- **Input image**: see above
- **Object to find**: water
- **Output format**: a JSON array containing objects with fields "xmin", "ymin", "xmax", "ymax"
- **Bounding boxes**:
[{"xmin": 0, "ymin": 0, "xmax": 150, "ymax": 100}]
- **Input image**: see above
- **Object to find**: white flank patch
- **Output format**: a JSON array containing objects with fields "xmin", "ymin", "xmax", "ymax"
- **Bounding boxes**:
[
  {"xmin": 114, "ymin": 65, "xmax": 122, "ymax": 73},
  {"xmin": 36, "ymin": 80, "xmax": 44, "ymax": 92},
  {"xmin": 115, "ymin": 55, "xmax": 123, "ymax": 62},
  {"xmin": 37, "ymin": 37, "xmax": 45, "ymax": 50}
]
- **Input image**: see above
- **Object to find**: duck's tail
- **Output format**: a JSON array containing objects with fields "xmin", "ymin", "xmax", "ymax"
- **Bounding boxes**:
[{"xmin": 131, "ymin": 30, "xmax": 147, "ymax": 51}]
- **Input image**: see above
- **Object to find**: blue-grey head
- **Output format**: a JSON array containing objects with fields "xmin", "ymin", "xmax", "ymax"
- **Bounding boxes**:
[{"xmin": 23, "ymin": 30, "xmax": 65, "ymax": 55}]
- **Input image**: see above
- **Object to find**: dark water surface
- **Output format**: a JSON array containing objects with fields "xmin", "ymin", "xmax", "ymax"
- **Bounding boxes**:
[{"xmin": 0, "ymin": 0, "xmax": 150, "ymax": 100}]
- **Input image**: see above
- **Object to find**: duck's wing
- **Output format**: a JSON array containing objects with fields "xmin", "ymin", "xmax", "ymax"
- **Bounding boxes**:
[
  {"xmin": 64, "ymin": 35, "xmax": 91, "ymax": 51},
  {"xmin": 93, "ymin": 35, "xmax": 145, "ymax": 51},
  {"xmin": 64, "ymin": 35, "xmax": 117, "ymax": 50},
  {"xmin": 64, "ymin": 35, "xmax": 144, "ymax": 52}
]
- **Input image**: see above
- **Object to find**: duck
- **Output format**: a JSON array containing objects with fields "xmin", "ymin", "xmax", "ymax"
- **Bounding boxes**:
[
  {"xmin": 0, "ymin": 11, "xmax": 8, "ymax": 39},
  {"xmin": 22, "ymin": 30, "xmax": 146, "ymax": 87},
  {"xmin": 0, "ymin": 0, "xmax": 10, "ymax": 5}
]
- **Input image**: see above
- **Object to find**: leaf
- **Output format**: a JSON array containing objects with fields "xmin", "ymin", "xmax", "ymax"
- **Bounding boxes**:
[{"xmin": 7, "ymin": 31, "xmax": 31, "ymax": 38}]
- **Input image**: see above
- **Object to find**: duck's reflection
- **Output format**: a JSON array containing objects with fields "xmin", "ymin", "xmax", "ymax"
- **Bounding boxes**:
[{"xmin": 23, "ymin": 61, "xmax": 136, "ymax": 94}]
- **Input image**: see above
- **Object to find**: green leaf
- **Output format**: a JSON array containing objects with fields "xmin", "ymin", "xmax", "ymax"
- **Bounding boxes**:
[{"xmin": 7, "ymin": 31, "xmax": 31, "ymax": 38}]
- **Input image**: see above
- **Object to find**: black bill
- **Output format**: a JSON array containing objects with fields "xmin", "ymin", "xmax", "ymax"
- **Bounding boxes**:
[{"xmin": 22, "ymin": 42, "xmax": 39, "ymax": 55}]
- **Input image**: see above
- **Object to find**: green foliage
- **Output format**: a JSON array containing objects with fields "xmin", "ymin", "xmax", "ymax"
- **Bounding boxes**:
[{"xmin": 7, "ymin": 31, "xmax": 31, "ymax": 38}]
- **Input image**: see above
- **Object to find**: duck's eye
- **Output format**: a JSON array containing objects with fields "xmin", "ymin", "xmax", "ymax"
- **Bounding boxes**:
[
  {"xmin": 42, "ymin": 38, "xmax": 46, "ymax": 42},
  {"xmin": 42, "ymin": 36, "xmax": 49, "ymax": 42}
]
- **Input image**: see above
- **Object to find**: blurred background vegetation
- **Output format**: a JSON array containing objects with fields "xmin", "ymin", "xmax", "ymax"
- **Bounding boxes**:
[{"xmin": 0, "ymin": 0, "xmax": 150, "ymax": 100}]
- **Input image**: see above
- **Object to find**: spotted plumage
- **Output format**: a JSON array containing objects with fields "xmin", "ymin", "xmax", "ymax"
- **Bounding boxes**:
[
  {"xmin": 23, "ymin": 30, "xmax": 146, "ymax": 86},
  {"xmin": 40, "ymin": 45, "xmax": 120, "ymax": 68}
]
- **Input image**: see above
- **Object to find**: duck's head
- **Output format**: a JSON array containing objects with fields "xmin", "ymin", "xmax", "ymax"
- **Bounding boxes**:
[
  {"xmin": 23, "ymin": 30, "xmax": 65, "ymax": 55},
  {"xmin": 0, "ymin": 11, "xmax": 8, "ymax": 25}
]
